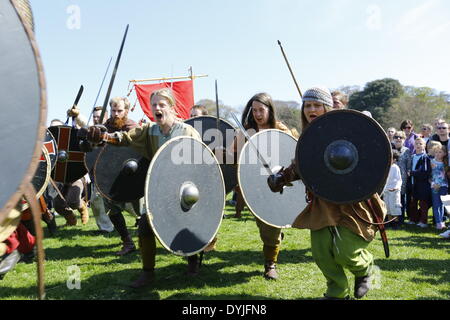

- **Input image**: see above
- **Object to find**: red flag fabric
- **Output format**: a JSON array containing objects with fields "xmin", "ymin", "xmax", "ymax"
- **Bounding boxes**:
[{"xmin": 135, "ymin": 80, "xmax": 194, "ymax": 121}]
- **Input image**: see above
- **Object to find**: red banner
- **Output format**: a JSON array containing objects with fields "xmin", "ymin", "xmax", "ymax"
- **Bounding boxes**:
[{"xmin": 134, "ymin": 80, "xmax": 194, "ymax": 121}]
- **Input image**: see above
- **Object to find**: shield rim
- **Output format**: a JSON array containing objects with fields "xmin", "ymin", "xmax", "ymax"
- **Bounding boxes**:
[
  {"xmin": 184, "ymin": 115, "xmax": 237, "ymax": 134},
  {"xmin": 295, "ymin": 109, "xmax": 391, "ymax": 204},
  {"xmin": 237, "ymin": 129, "xmax": 304, "ymax": 228},
  {"xmin": 84, "ymin": 145, "xmax": 105, "ymax": 172},
  {"xmin": 144, "ymin": 136, "xmax": 226, "ymax": 256},
  {"xmin": 0, "ymin": 0, "xmax": 47, "ymax": 225}
]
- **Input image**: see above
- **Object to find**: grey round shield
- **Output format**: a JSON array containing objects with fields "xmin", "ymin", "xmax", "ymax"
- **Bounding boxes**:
[
  {"xmin": 0, "ymin": 0, "xmax": 46, "ymax": 224},
  {"xmin": 238, "ymin": 129, "xmax": 307, "ymax": 228},
  {"xmin": 145, "ymin": 136, "xmax": 225, "ymax": 256}
]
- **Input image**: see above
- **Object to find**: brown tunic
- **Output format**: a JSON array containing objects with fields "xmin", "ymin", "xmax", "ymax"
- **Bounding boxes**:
[{"xmin": 292, "ymin": 192, "xmax": 386, "ymax": 242}]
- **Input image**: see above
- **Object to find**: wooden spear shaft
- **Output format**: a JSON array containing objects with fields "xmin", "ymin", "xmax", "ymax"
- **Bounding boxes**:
[{"xmin": 277, "ymin": 40, "xmax": 303, "ymax": 99}]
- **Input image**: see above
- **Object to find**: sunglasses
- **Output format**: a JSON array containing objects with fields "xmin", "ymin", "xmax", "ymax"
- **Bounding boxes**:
[
  {"xmin": 393, "ymin": 136, "xmax": 404, "ymax": 139},
  {"xmin": 421, "ymin": 128, "xmax": 428, "ymax": 130},
  {"xmin": 404, "ymin": 126, "xmax": 412, "ymax": 129},
  {"xmin": 438, "ymin": 127, "xmax": 448, "ymax": 130}
]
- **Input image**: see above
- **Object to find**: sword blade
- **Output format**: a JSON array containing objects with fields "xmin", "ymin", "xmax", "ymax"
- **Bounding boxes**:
[
  {"xmin": 99, "ymin": 24, "xmax": 130, "ymax": 124},
  {"xmin": 230, "ymin": 112, "xmax": 273, "ymax": 175},
  {"xmin": 65, "ymin": 85, "xmax": 84, "ymax": 125}
]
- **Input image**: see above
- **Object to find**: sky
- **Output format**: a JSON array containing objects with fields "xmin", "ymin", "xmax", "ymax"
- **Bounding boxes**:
[{"xmin": 28, "ymin": 0, "xmax": 450, "ymax": 125}]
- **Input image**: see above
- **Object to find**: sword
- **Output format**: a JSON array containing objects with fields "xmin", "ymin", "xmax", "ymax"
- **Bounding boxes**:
[
  {"xmin": 87, "ymin": 56, "xmax": 113, "ymax": 125},
  {"xmin": 99, "ymin": 24, "xmax": 130, "ymax": 124},
  {"xmin": 65, "ymin": 85, "xmax": 84, "ymax": 125},
  {"xmin": 230, "ymin": 112, "xmax": 273, "ymax": 175},
  {"xmin": 277, "ymin": 40, "xmax": 303, "ymax": 99}
]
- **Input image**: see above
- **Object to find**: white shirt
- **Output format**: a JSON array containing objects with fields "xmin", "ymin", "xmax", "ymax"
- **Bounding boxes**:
[{"xmin": 383, "ymin": 163, "xmax": 402, "ymax": 193}]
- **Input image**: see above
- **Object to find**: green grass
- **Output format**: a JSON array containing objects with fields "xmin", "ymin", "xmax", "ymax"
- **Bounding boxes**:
[{"xmin": 1, "ymin": 203, "xmax": 449, "ymax": 300}]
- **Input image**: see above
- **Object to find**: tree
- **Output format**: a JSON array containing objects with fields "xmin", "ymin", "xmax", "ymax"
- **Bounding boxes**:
[
  {"xmin": 348, "ymin": 78, "xmax": 404, "ymax": 121},
  {"xmin": 379, "ymin": 86, "xmax": 450, "ymax": 130},
  {"xmin": 194, "ymin": 99, "xmax": 239, "ymax": 122},
  {"xmin": 273, "ymin": 100, "xmax": 301, "ymax": 132}
]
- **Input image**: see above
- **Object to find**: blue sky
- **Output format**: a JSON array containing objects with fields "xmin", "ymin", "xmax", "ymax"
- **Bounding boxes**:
[{"xmin": 29, "ymin": 0, "xmax": 450, "ymax": 124}]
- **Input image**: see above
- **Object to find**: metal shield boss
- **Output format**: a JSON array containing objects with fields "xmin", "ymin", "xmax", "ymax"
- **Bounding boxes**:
[
  {"xmin": 296, "ymin": 110, "xmax": 391, "ymax": 204},
  {"xmin": 0, "ymin": 0, "xmax": 47, "ymax": 225},
  {"xmin": 238, "ymin": 129, "xmax": 307, "ymax": 228},
  {"xmin": 184, "ymin": 116, "xmax": 237, "ymax": 194},
  {"xmin": 47, "ymin": 125, "xmax": 87, "ymax": 184},
  {"xmin": 145, "ymin": 136, "xmax": 225, "ymax": 256},
  {"xmin": 94, "ymin": 145, "xmax": 149, "ymax": 202}
]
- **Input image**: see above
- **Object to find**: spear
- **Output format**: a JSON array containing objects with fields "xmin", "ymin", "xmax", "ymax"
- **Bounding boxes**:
[{"xmin": 277, "ymin": 40, "xmax": 302, "ymax": 99}]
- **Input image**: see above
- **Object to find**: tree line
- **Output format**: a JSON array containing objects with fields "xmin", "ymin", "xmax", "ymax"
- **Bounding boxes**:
[{"xmin": 195, "ymin": 78, "xmax": 450, "ymax": 132}]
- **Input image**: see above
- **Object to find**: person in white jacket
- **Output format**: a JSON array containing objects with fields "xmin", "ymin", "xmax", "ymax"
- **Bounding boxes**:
[{"xmin": 382, "ymin": 150, "xmax": 402, "ymax": 229}]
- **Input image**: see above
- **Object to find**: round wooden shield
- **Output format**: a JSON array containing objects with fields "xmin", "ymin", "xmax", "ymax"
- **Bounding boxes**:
[
  {"xmin": 145, "ymin": 136, "xmax": 225, "ymax": 256},
  {"xmin": 184, "ymin": 116, "xmax": 237, "ymax": 194},
  {"xmin": 44, "ymin": 129, "xmax": 58, "ymax": 170},
  {"xmin": 48, "ymin": 125, "xmax": 87, "ymax": 184},
  {"xmin": 84, "ymin": 145, "xmax": 104, "ymax": 173},
  {"xmin": 296, "ymin": 110, "xmax": 391, "ymax": 204},
  {"xmin": 0, "ymin": 0, "xmax": 47, "ymax": 225},
  {"xmin": 94, "ymin": 145, "xmax": 150, "ymax": 202},
  {"xmin": 238, "ymin": 129, "xmax": 307, "ymax": 228},
  {"xmin": 32, "ymin": 147, "xmax": 51, "ymax": 199}
]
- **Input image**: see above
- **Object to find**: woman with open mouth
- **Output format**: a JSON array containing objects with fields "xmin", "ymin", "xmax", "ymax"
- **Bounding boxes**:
[{"xmin": 87, "ymin": 88, "xmax": 205, "ymax": 288}]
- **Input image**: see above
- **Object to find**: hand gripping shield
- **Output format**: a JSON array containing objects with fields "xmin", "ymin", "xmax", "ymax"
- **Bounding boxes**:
[{"xmin": 145, "ymin": 136, "xmax": 225, "ymax": 256}]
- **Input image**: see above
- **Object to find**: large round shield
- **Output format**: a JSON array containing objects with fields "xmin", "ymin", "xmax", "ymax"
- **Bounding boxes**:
[
  {"xmin": 32, "ymin": 147, "xmax": 51, "ymax": 199},
  {"xmin": 184, "ymin": 116, "xmax": 237, "ymax": 194},
  {"xmin": 94, "ymin": 145, "xmax": 150, "ymax": 202},
  {"xmin": 238, "ymin": 130, "xmax": 307, "ymax": 228},
  {"xmin": 48, "ymin": 125, "xmax": 87, "ymax": 184},
  {"xmin": 296, "ymin": 110, "xmax": 391, "ymax": 204},
  {"xmin": 145, "ymin": 136, "xmax": 225, "ymax": 256},
  {"xmin": 0, "ymin": 0, "xmax": 47, "ymax": 225},
  {"xmin": 44, "ymin": 129, "xmax": 58, "ymax": 170},
  {"xmin": 84, "ymin": 146, "xmax": 104, "ymax": 173}
]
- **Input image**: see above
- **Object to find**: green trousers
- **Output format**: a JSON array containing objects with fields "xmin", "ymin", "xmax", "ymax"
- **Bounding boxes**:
[{"xmin": 311, "ymin": 226, "xmax": 373, "ymax": 298}]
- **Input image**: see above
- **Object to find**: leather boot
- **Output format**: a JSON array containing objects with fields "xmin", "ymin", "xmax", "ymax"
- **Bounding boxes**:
[
  {"xmin": 64, "ymin": 211, "xmax": 77, "ymax": 226},
  {"xmin": 203, "ymin": 237, "xmax": 217, "ymax": 253},
  {"xmin": 264, "ymin": 261, "xmax": 278, "ymax": 280},
  {"xmin": 354, "ymin": 275, "xmax": 372, "ymax": 299},
  {"xmin": 116, "ymin": 236, "xmax": 136, "ymax": 256},
  {"xmin": 186, "ymin": 254, "xmax": 200, "ymax": 276},
  {"xmin": 129, "ymin": 270, "xmax": 155, "ymax": 289},
  {"xmin": 78, "ymin": 201, "xmax": 90, "ymax": 225}
]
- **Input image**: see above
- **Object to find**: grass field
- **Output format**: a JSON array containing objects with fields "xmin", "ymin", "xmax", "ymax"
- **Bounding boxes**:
[{"xmin": 1, "ymin": 203, "xmax": 449, "ymax": 300}]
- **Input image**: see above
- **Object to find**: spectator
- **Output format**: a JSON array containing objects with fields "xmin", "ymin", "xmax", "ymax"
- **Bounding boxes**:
[
  {"xmin": 392, "ymin": 130, "xmax": 412, "ymax": 225},
  {"xmin": 408, "ymin": 138, "xmax": 432, "ymax": 228},
  {"xmin": 430, "ymin": 144, "xmax": 448, "ymax": 230},
  {"xmin": 400, "ymin": 120, "xmax": 419, "ymax": 153},
  {"xmin": 427, "ymin": 140, "xmax": 442, "ymax": 159},
  {"xmin": 382, "ymin": 150, "xmax": 402, "ymax": 229},
  {"xmin": 430, "ymin": 121, "xmax": 450, "ymax": 148},
  {"xmin": 420, "ymin": 123, "xmax": 433, "ymax": 145},
  {"xmin": 386, "ymin": 127, "xmax": 396, "ymax": 148}
]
